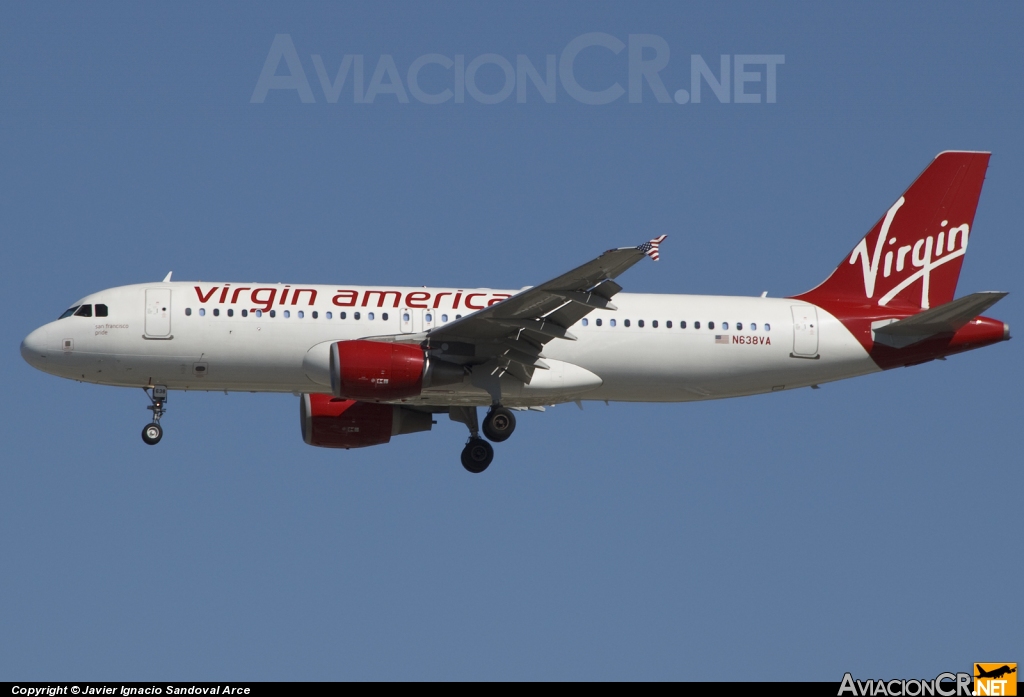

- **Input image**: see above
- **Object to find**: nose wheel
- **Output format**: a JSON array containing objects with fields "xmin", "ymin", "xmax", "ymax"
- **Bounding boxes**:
[
  {"xmin": 142, "ymin": 385, "xmax": 168, "ymax": 446},
  {"xmin": 142, "ymin": 422, "xmax": 163, "ymax": 445}
]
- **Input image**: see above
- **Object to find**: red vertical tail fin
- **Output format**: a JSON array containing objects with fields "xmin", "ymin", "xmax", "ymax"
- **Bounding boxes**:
[{"xmin": 795, "ymin": 151, "xmax": 990, "ymax": 311}]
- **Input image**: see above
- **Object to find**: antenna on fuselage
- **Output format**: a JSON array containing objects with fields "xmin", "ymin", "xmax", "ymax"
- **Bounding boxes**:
[{"xmin": 162, "ymin": 272, "xmax": 173, "ymax": 282}]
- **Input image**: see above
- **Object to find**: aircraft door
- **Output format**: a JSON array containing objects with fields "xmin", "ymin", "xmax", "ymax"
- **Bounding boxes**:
[
  {"xmin": 791, "ymin": 305, "xmax": 818, "ymax": 358},
  {"xmin": 400, "ymin": 308, "xmax": 414, "ymax": 333},
  {"xmin": 422, "ymin": 309, "xmax": 435, "ymax": 332},
  {"xmin": 145, "ymin": 289, "xmax": 172, "ymax": 338}
]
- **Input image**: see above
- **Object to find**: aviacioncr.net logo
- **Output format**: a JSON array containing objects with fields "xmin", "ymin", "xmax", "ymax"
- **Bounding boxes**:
[
  {"xmin": 251, "ymin": 33, "xmax": 784, "ymax": 106},
  {"xmin": 838, "ymin": 672, "xmax": 973, "ymax": 697}
]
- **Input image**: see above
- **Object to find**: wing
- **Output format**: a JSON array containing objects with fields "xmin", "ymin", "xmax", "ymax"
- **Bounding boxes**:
[{"xmin": 421, "ymin": 235, "xmax": 667, "ymax": 383}]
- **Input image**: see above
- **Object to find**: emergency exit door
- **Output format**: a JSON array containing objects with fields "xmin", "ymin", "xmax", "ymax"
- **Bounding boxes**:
[
  {"xmin": 399, "ymin": 309, "xmax": 435, "ymax": 334},
  {"xmin": 400, "ymin": 308, "xmax": 414, "ymax": 333}
]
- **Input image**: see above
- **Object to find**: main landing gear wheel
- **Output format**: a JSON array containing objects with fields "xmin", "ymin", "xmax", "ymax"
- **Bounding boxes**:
[
  {"xmin": 142, "ymin": 423, "xmax": 163, "ymax": 445},
  {"xmin": 461, "ymin": 438, "xmax": 494, "ymax": 474},
  {"xmin": 482, "ymin": 406, "xmax": 516, "ymax": 442}
]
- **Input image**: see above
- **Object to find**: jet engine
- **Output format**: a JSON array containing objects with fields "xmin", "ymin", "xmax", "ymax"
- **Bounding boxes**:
[
  {"xmin": 328, "ymin": 339, "xmax": 463, "ymax": 401},
  {"xmin": 300, "ymin": 393, "xmax": 433, "ymax": 449}
]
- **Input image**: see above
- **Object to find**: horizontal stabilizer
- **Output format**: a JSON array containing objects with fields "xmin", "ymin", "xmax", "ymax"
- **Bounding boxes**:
[{"xmin": 872, "ymin": 291, "xmax": 1007, "ymax": 348}]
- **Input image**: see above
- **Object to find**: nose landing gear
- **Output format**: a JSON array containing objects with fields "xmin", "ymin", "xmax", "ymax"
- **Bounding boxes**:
[{"xmin": 141, "ymin": 385, "xmax": 167, "ymax": 445}]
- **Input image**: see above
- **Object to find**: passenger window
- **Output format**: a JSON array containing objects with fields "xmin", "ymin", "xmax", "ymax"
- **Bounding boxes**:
[
  {"xmin": 242, "ymin": 309, "xmax": 248, "ymax": 317},
  {"xmin": 582, "ymin": 318, "xmax": 588, "ymax": 326},
  {"xmin": 736, "ymin": 322, "xmax": 742, "ymax": 330},
  {"xmin": 75, "ymin": 305, "xmax": 93, "ymax": 318},
  {"xmin": 298, "ymin": 311, "xmax": 304, "ymax": 319},
  {"xmin": 255, "ymin": 310, "xmax": 262, "ymax": 317},
  {"xmin": 638, "ymin": 320, "xmax": 645, "ymax": 328},
  {"xmin": 708, "ymin": 321, "xmax": 714, "ymax": 329},
  {"xmin": 680, "ymin": 321, "xmax": 686, "ymax": 329},
  {"xmin": 382, "ymin": 313, "xmax": 389, "ymax": 321},
  {"xmin": 403, "ymin": 312, "xmax": 410, "ymax": 322},
  {"xmin": 624, "ymin": 319, "xmax": 631, "ymax": 327},
  {"xmin": 425, "ymin": 313, "xmax": 432, "ymax": 322},
  {"xmin": 185, "ymin": 308, "xmax": 192, "ymax": 316},
  {"xmin": 764, "ymin": 323, "xmax": 771, "ymax": 331},
  {"xmin": 652, "ymin": 320, "xmax": 658, "ymax": 328},
  {"xmin": 456, "ymin": 314, "xmax": 462, "ymax": 319},
  {"xmin": 368, "ymin": 312, "xmax": 375, "ymax": 320},
  {"xmin": 95, "ymin": 304, "xmax": 108, "ymax": 317},
  {"xmin": 596, "ymin": 318, "xmax": 602, "ymax": 327},
  {"xmin": 750, "ymin": 322, "xmax": 756, "ymax": 330},
  {"xmin": 269, "ymin": 310, "xmax": 276, "ymax": 318},
  {"xmin": 610, "ymin": 319, "xmax": 616, "ymax": 327},
  {"xmin": 213, "ymin": 308, "xmax": 220, "ymax": 317},
  {"xmin": 283, "ymin": 310, "xmax": 290, "ymax": 318},
  {"xmin": 722, "ymin": 322, "xmax": 728, "ymax": 330},
  {"xmin": 340, "ymin": 312, "xmax": 347, "ymax": 320},
  {"xmin": 227, "ymin": 309, "xmax": 234, "ymax": 317},
  {"xmin": 354, "ymin": 312, "xmax": 361, "ymax": 320},
  {"xmin": 694, "ymin": 321, "xmax": 700, "ymax": 329},
  {"xmin": 666, "ymin": 321, "xmax": 672, "ymax": 328},
  {"xmin": 199, "ymin": 308, "xmax": 206, "ymax": 317},
  {"xmin": 58, "ymin": 306, "xmax": 80, "ymax": 319},
  {"xmin": 442, "ymin": 314, "xmax": 448, "ymax": 322}
]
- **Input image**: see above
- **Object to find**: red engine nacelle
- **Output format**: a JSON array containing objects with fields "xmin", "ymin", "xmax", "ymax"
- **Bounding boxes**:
[
  {"xmin": 328, "ymin": 339, "xmax": 464, "ymax": 401},
  {"xmin": 330, "ymin": 339, "xmax": 425, "ymax": 400},
  {"xmin": 300, "ymin": 393, "xmax": 432, "ymax": 449}
]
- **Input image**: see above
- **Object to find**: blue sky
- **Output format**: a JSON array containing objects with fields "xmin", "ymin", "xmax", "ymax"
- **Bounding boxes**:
[{"xmin": 1, "ymin": 1, "xmax": 1021, "ymax": 680}]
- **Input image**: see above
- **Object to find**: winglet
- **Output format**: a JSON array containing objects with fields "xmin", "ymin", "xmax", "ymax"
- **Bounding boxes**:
[
  {"xmin": 162, "ymin": 271, "xmax": 173, "ymax": 282},
  {"xmin": 636, "ymin": 235, "xmax": 667, "ymax": 261}
]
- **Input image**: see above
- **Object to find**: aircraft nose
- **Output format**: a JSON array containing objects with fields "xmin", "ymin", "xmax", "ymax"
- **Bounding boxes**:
[{"xmin": 21, "ymin": 326, "xmax": 51, "ymax": 368}]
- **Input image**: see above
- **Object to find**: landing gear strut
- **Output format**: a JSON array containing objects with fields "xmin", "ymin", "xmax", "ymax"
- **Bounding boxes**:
[
  {"xmin": 482, "ymin": 406, "xmax": 516, "ymax": 442},
  {"xmin": 450, "ymin": 406, "xmax": 495, "ymax": 473},
  {"xmin": 142, "ymin": 385, "xmax": 167, "ymax": 445}
]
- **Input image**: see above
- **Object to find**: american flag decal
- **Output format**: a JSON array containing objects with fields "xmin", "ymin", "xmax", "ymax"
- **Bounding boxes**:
[
  {"xmin": 715, "ymin": 335, "xmax": 730, "ymax": 344},
  {"xmin": 636, "ymin": 234, "xmax": 668, "ymax": 261}
]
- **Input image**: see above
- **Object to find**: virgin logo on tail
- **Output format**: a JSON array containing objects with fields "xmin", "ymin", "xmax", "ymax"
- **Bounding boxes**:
[
  {"xmin": 794, "ymin": 152, "xmax": 989, "ymax": 315},
  {"xmin": 850, "ymin": 196, "xmax": 970, "ymax": 309}
]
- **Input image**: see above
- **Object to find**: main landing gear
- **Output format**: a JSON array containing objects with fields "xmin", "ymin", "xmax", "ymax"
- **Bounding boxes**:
[
  {"xmin": 450, "ymin": 405, "xmax": 518, "ymax": 473},
  {"xmin": 482, "ymin": 406, "xmax": 516, "ymax": 442},
  {"xmin": 141, "ymin": 385, "xmax": 167, "ymax": 445},
  {"xmin": 461, "ymin": 438, "xmax": 494, "ymax": 474}
]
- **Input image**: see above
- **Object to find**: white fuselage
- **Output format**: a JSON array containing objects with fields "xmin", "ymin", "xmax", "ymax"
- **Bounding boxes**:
[{"xmin": 21, "ymin": 282, "xmax": 880, "ymax": 406}]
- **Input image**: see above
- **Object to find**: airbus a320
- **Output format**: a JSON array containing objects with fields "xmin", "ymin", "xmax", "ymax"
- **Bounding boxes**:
[{"xmin": 21, "ymin": 152, "xmax": 1009, "ymax": 472}]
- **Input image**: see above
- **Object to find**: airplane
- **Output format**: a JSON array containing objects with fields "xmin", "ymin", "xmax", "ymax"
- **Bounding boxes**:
[
  {"xmin": 976, "ymin": 665, "xmax": 1017, "ymax": 680},
  {"xmin": 20, "ymin": 151, "xmax": 1010, "ymax": 473}
]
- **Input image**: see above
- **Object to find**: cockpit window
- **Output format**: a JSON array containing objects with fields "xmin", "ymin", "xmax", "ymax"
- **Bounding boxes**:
[
  {"xmin": 95, "ymin": 304, "xmax": 108, "ymax": 317},
  {"xmin": 58, "ymin": 306, "xmax": 80, "ymax": 320},
  {"xmin": 74, "ymin": 305, "xmax": 93, "ymax": 318}
]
